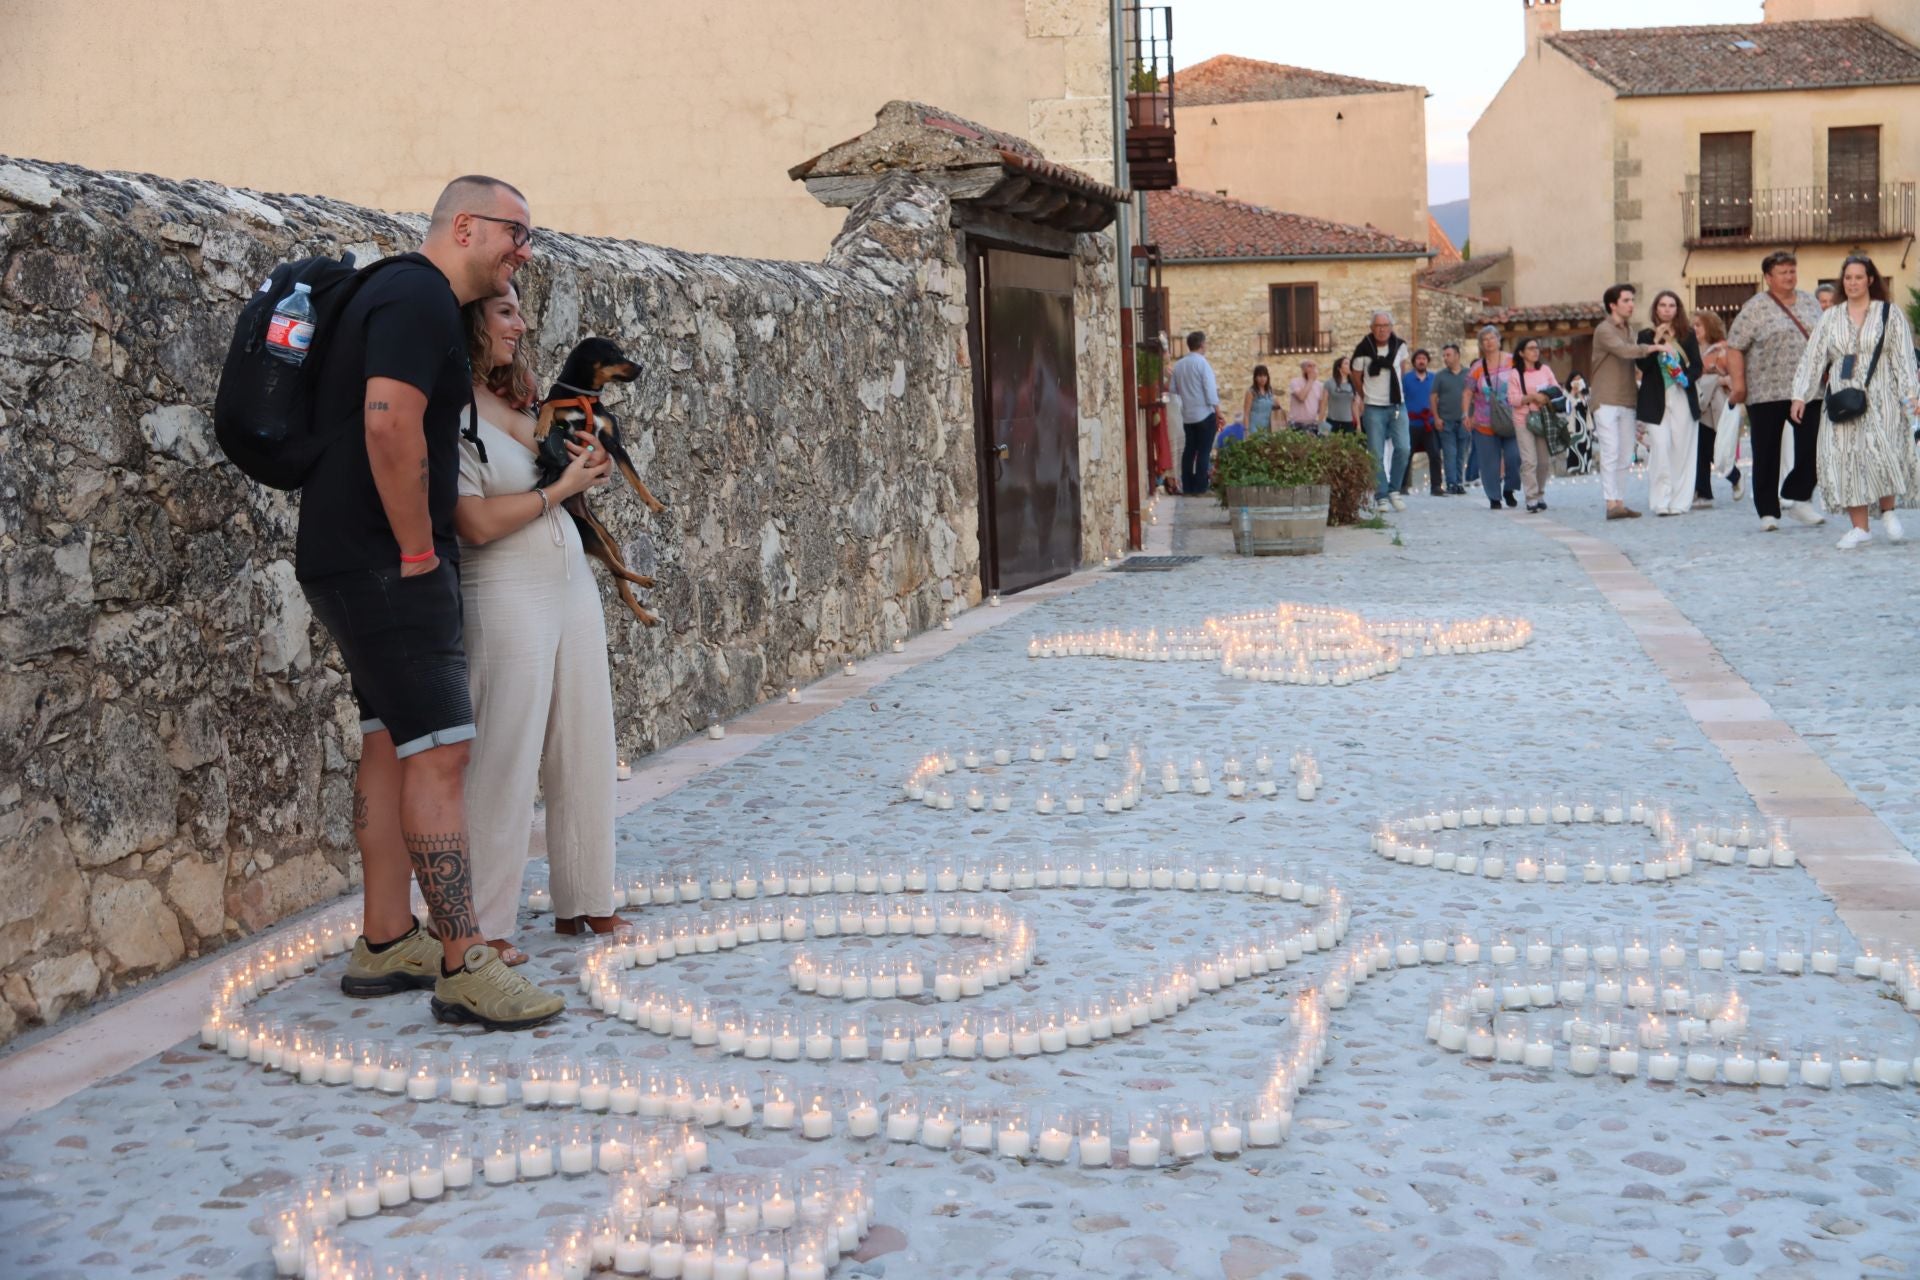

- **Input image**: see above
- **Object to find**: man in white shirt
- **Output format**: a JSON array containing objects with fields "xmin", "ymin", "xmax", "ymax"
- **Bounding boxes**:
[
  {"xmin": 1169, "ymin": 330, "xmax": 1221, "ymax": 495},
  {"xmin": 1349, "ymin": 311, "xmax": 1412, "ymax": 511}
]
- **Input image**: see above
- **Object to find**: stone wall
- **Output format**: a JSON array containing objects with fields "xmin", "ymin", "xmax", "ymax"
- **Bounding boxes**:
[
  {"xmin": 0, "ymin": 155, "xmax": 1119, "ymax": 1045},
  {"xmin": 1161, "ymin": 256, "xmax": 1421, "ymax": 389},
  {"xmin": 1071, "ymin": 231, "xmax": 1126, "ymax": 563},
  {"xmin": 1414, "ymin": 284, "xmax": 1495, "ymax": 355}
]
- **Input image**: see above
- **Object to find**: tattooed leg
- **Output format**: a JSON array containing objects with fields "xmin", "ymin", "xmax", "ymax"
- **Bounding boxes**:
[
  {"xmin": 398, "ymin": 741, "xmax": 483, "ymax": 967},
  {"xmin": 354, "ymin": 729, "xmax": 416, "ymax": 944}
]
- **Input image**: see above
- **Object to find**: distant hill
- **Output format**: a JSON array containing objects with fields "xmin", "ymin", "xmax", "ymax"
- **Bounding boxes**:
[{"xmin": 1431, "ymin": 199, "xmax": 1469, "ymax": 251}]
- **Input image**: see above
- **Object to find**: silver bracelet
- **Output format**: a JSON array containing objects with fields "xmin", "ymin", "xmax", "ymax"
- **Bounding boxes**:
[{"xmin": 535, "ymin": 487, "xmax": 550, "ymax": 518}]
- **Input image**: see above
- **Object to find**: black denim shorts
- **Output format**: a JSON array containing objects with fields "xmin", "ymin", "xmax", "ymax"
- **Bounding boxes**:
[{"xmin": 302, "ymin": 560, "xmax": 475, "ymax": 759}]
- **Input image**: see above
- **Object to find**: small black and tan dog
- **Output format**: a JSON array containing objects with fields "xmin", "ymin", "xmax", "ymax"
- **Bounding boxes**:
[{"xmin": 533, "ymin": 337, "xmax": 667, "ymax": 627}]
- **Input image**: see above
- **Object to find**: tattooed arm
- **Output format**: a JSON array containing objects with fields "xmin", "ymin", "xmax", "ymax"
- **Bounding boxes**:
[
  {"xmin": 402, "ymin": 830, "xmax": 479, "ymax": 947},
  {"xmin": 364, "ymin": 376, "xmax": 437, "ymax": 576}
]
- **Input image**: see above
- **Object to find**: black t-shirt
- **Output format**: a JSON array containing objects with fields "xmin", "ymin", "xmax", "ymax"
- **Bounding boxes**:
[{"xmin": 295, "ymin": 255, "xmax": 470, "ymax": 581}]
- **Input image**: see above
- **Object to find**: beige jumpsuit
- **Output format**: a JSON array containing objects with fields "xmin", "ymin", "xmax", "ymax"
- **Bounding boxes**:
[{"xmin": 458, "ymin": 412, "xmax": 616, "ymax": 940}]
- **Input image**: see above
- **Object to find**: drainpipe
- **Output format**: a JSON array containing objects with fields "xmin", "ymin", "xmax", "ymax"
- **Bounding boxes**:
[{"xmin": 1111, "ymin": 0, "xmax": 1142, "ymax": 550}]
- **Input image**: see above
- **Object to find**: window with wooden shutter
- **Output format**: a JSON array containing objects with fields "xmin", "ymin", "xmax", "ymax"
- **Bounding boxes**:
[
  {"xmin": 1828, "ymin": 126, "xmax": 1880, "ymax": 236},
  {"xmin": 1693, "ymin": 277, "xmax": 1759, "ymax": 327},
  {"xmin": 1698, "ymin": 132, "xmax": 1753, "ymax": 237},
  {"xmin": 1267, "ymin": 283, "xmax": 1322, "ymax": 354}
]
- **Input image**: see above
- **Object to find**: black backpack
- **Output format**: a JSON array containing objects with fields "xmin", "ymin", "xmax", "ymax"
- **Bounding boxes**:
[{"xmin": 213, "ymin": 251, "xmax": 420, "ymax": 490}]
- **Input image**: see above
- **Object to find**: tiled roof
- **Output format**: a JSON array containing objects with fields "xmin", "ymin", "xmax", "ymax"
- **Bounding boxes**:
[
  {"xmin": 1421, "ymin": 251, "xmax": 1508, "ymax": 290},
  {"xmin": 1486, "ymin": 302, "xmax": 1607, "ymax": 326},
  {"xmin": 1549, "ymin": 18, "xmax": 1920, "ymax": 96},
  {"xmin": 1426, "ymin": 214, "xmax": 1461, "ymax": 265},
  {"xmin": 1176, "ymin": 54, "xmax": 1420, "ymax": 107},
  {"xmin": 1147, "ymin": 188, "xmax": 1429, "ymax": 262}
]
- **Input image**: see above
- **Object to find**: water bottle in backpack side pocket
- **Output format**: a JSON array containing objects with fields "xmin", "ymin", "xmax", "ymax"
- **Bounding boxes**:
[{"xmin": 264, "ymin": 282, "xmax": 315, "ymax": 365}]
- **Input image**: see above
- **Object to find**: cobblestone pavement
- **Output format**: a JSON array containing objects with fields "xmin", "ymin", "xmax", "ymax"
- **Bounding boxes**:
[
  {"xmin": 4, "ymin": 479, "xmax": 1919, "ymax": 1280},
  {"xmin": 1533, "ymin": 468, "xmax": 1920, "ymax": 854}
]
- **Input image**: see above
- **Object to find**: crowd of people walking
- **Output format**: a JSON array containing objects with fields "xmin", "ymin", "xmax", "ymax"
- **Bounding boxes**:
[{"xmin": 1156, "ymin": 251, "xmax": 1920, "ymax": 551}]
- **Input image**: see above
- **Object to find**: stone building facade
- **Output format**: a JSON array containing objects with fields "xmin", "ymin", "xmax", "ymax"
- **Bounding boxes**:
[
  {"xmin": 1145, "ymin": 188, "xmax": 1429, "ymax": 384},
  {"xmin": 0, "ymin": 133, "xmax": 1122, "ymax": 1042}
]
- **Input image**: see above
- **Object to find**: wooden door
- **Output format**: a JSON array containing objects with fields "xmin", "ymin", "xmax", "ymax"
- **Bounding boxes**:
[{"xmin": 973, "ymin": 247, "xmax": 1081, "ymax": 595}]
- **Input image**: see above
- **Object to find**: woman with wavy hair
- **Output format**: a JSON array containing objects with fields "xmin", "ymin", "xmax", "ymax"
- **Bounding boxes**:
[
  {"xmin": 454, "ymin": 285, "xmax": 627, "ymax": 963},
  {"xmin": 1635, "ymin": 289, "xmax": 1703, "ymax": 516}
]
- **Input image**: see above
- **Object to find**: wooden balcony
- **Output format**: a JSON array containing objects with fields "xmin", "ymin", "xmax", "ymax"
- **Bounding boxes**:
[{"xmin": 1682, "ymin": 182, "xmax": 1917, "ymax": 248}]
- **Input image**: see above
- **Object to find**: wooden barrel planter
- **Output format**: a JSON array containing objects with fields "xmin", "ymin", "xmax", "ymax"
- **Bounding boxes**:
[{"xmin": 1225, "ymin": 484, "xmax": 1330, "ymax": 556}]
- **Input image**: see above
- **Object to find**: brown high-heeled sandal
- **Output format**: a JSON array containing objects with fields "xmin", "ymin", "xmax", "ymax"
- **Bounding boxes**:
[{"xmin": 554, "ymin": 914, "xmax": 631, "ymax": 936}]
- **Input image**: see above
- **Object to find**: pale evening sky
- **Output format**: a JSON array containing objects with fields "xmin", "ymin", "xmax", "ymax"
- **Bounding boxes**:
[{"xmin": 1169, "ymin": 0, "xmax": 1769, "ymax": 206}]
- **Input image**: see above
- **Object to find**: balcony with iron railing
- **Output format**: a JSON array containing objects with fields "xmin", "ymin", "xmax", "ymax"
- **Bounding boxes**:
[
  {"xmin": 1266, "ymin": 330, "xmax": 1335, "ymax": 356},
  {"xmin": 1123, "ymin": 4, "xmax": 1177, "ymax": 191},
  {"xmin": 1682, "ymin": 182, "xmax": 1917, "ymax": 248}
]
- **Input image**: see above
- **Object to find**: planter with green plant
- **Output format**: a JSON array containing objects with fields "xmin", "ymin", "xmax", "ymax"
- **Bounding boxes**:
[
  {"xmin": 1212, "ymin": 431, "xmax": 1377, "ymax": 554},
  {"xmin": 1135, "ymin": 344, "xmax": 1163, "ymax": 407}
]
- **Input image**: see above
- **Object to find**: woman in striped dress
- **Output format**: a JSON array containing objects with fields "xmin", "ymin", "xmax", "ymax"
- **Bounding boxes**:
[{"xmin": 1790, "ymin": 255, "xmax": 1920, "ymax": 550}]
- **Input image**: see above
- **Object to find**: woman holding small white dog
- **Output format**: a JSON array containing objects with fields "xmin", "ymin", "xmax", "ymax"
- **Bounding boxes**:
[
  {"xmin": 455, "ymin": 286, "xmax": 626, "ymax": 962},
  {"xmin": 1790, "ymin": 254, "xmax": 1920, "ymax": 550}
]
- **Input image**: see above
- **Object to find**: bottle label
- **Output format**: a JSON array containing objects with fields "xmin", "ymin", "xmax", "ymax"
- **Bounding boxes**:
[{"xmin": 267, "ymin": 314, "xmax": 315, "ymax": 353}]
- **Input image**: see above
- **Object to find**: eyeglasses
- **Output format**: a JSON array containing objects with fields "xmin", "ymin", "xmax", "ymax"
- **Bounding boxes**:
[{"xmin": 469, "ymin": 214, "xmax": 532, "ymax": 248}]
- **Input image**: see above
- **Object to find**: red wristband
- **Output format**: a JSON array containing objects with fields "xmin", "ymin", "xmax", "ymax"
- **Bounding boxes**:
[{"xmin": 398, "ymin": 549, "xmax": 436, "ymax": 564}]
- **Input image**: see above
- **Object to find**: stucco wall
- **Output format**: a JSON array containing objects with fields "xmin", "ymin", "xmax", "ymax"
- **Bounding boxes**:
[
  {"xmin": 0, "ymin": 154, "xmax": 1123, "ymax": 1046},
  {"xmin": 1469, "ymin": 44, "xmax": 1617, "ymax": 308},
  {"xmin": 1615, "ymin": 83, "xmax": 1920, "ymax": 300},
  {"xmin": 1159, "ymin": 256, "xmax": 1421, "ymax": 399},
  {"xmin": 1475, "ymin": 29, "xmax": 1919, "ymax": 310},
  {"xmin": 0, "ymin": 0, "xmax": 1115, "ymax": 263},
  {"xmin": 1174, "ymin": 90, "xmax": 1431, "ymax": 244}
]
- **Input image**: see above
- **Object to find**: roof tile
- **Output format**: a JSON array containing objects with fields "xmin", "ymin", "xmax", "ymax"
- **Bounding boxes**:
[
  {"xmin": 1549, "ymin": 18, "xmax": 1920, "ymax": 96},
  {"xmin": 1147, "ymin": 188, "xmax": 1429, "ymax": 261},
  {"xmin": 1175, "ymin": 54, "xmax": 1420, "ymax": 107}
]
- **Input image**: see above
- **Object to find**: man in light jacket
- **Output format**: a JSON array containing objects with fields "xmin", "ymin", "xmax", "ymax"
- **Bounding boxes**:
[
  {"xmin": 1170, "ymin": 330, "xmax": 1221, "ymax": 495},
  {"xmin": 1589, "ymin": 283, "xmax": 1672, "ymax": 520}
]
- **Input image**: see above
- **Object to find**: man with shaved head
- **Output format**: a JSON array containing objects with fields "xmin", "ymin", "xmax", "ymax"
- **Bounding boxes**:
[{"xmin": 297, "ymin": 175, "xmax": 561, "ymax": 1030}]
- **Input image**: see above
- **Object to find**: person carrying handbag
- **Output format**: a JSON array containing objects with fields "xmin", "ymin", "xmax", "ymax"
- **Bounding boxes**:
[
  {"xmin": 1510, "ymin": 337, "xmax": 1562, "ymax": 512},
  {"xmin": 1465, "ymin": 325, "xmax": 1521, "ymax": 509},
  {"xmin": 1789, "ymin": 254, "xmax": 1920, "ymax": 549}
]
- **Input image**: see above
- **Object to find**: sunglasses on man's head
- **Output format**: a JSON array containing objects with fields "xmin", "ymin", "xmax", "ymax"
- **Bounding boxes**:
[{"xmin": 470, "ymin": 213, "xmax": 532, "ymax": 248}]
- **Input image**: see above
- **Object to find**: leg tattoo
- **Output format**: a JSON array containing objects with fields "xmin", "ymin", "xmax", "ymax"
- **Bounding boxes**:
[
  {"xmin": 352, "ymin": 791, "xmax": 370, "ymax": 838},
  {"xmin": 403, "ymin": 831, "xmax": 479, "ymax": 946}
]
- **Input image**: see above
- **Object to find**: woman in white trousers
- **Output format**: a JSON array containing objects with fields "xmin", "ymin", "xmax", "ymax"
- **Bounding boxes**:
[
  {"xmin": 454, "ymin": 286, "xmax": 626, "ymax": 963},
  {"xmin": 1634, "ymin": 290, "xmax": 1703, "ymax": 516}
]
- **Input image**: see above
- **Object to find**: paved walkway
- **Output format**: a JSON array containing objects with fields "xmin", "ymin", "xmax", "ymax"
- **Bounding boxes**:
[{"xmin": 3, "ymin": 476, "xmax": 1917, "ymax": 1279}]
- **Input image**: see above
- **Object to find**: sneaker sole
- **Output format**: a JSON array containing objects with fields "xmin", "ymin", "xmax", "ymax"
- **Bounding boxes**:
[
  {"xmin": 430, "ymin": 994, "xmax": 564, "ymax": 1032},
  {"xmin": 341, "ymin": 971, "xmax": 437, "ymax": 998}
]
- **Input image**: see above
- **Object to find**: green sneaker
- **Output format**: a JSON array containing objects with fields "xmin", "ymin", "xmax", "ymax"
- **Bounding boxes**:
[
  {"xmin": 340, "ymin": 921, "xmax": 440, "ymax": 997},
  {"xmin": 431, "ymin": 943, "xmax": 566, "ymax": 1031}
]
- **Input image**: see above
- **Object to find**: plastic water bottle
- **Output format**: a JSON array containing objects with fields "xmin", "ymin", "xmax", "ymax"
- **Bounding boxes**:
[{"xmin": 265, "ymin": 282, "xmax": 315, "ymax": 365}]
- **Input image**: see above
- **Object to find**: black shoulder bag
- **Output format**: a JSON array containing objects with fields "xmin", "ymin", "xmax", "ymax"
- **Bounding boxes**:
[{"xmin": 1825, "ymin": 301, "xmax": 1888, "ymax": 424}]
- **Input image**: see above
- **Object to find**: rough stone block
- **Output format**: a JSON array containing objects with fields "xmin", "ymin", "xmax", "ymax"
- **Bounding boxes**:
[
  {"xmin": 25, "ymin": 950, "xmax": 98, "ymax": 1022},
  {"xmin": 87, "ymin": 875, "xmax": 185, "ymax": 972},
  {"xmin": 58, "ymin": 703, "xmax": 178, "ymax": 866},
  {"xmin": 164, "ymin": 851, "xmax": 228, "ymax": 941},
  {"xmin": 0, "ymin": 801, "xmax": 86, "ymax": 970}
]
